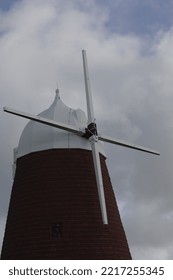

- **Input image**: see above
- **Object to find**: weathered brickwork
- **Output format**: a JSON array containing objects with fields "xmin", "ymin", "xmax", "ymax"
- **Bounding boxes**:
[{"xmin": 1, "ymin": 149, "xmax": 131, "ymax": 259}]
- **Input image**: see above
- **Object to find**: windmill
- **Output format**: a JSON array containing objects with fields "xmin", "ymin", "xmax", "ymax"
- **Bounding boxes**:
[{"xmin": 1, "ymin": 50, "xmax": 159, "ymax": 260}]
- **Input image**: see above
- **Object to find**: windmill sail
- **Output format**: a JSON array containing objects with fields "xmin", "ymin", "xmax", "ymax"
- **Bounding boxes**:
[
  {"xmin": 3, "ymin": 107, "xmax": 85, "ymax": 136},
  {"xmin": 82, "ymin": 50, "xmax": 108, "ymax": 224},
  {"xmin": 82, "ymin": 50, "xmax": 95, "ymax": 125},
  {"xmin": 98, "ymin": 134, "xmax": 160, "ymax": 155}
]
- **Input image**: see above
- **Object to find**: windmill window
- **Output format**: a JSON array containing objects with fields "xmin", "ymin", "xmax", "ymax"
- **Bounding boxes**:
[{"xmin": 51, "ymin": 223, "xmax": 63, "ymax": 238}]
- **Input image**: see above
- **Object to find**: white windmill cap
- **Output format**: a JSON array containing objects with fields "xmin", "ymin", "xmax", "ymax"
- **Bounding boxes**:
[{"xmin": 16, "ymin": 90, "xmax": 105, "ymax": 159}]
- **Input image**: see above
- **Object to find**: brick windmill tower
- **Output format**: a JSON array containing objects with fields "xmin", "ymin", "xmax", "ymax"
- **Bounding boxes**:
[{"xmin": 1, "ymin": 51, "xmax": 159, "ymax": 260}]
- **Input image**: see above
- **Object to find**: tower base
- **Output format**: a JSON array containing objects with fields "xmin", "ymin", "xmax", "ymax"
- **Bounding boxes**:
[{"xmin": 1, "ymin": 149, "xmax": 131, "ymax": 260}]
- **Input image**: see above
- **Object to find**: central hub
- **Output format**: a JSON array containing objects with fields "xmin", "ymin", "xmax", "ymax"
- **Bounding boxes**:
[
  {"xmin": 88, "ymin": 122, "xmax": 97, "ymax": 135},
  {"xmin": 82, "ymin": 122, "xmax": 98, "ymax": 139}
]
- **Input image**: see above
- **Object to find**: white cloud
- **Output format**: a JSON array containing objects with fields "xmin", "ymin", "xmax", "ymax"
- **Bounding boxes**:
[{"xmin": 1, "ymin": 0, "xmax": 173, "ymax": 260}]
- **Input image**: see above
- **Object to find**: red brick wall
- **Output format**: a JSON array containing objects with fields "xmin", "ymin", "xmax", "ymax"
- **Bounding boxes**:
[{"xmin": 1, "ymin": 149, "xmax": 131, "ymax": 259}]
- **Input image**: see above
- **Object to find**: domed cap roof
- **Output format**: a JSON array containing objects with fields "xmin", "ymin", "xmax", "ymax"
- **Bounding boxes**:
[{"xmin": 17, "ymin": 90, "xmax": 105, "ymax": 158}]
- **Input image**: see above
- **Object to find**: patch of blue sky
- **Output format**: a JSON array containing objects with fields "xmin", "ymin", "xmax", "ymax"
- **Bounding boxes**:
[
  {"xmin": 0, "ymin": 0, "xmax": 20, "ymax": 11},
  {"xmin": 99, "ymin": 0, "xmax": 173, "ymax": 37}
]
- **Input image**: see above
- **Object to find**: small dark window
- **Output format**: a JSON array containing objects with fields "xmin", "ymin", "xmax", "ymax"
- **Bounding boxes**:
[{"xmin": 51, "ymin": 223, "xmax": 63, "ymax": 238}]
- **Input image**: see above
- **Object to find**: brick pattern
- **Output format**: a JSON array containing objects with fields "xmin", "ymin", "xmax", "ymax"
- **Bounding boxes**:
[{"xmin": 1, "ymin": 149, "xmax": 131, "ymax": 259}]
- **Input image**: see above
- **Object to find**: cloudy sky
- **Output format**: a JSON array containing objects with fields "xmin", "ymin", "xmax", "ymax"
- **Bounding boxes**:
[{"xmin": 1, "ymin": 0, "xmax": 173, "ymax": 260}]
